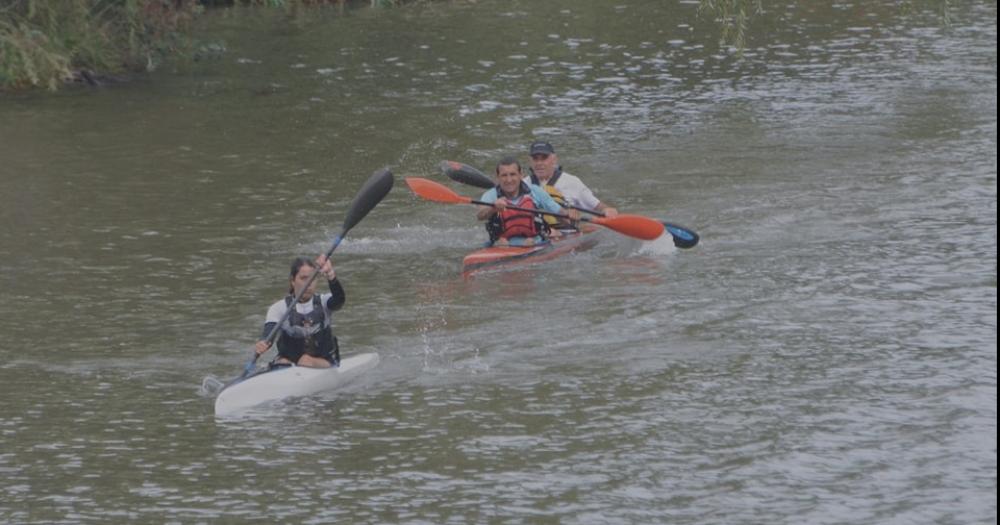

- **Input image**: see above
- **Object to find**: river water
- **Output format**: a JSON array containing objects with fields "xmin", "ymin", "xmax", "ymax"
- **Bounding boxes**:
[{"xmin": 0, "ymin": 1, "xmax": 996, "ymax": 523}]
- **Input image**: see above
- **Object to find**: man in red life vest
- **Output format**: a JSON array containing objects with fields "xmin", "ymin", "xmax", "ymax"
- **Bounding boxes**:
[{"xmin": 476, "ymin": 156, "xmax": 580, "ymax": 247}]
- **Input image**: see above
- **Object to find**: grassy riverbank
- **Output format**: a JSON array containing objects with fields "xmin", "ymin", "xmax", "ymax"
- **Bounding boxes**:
[
  {"xmin": 0, "ymin": 0, "xmax": 774, "ymax": 92},
  {"xmin": 1, "ymin": 0, "xmax": 201, "ymax": 90},
  {"xmin": 2, "ymin": 0, "xmax": 949, "ymax": 92},
  {"xmin": 0, "ymin": 0, "xmax": 416, "ymax": 91}
]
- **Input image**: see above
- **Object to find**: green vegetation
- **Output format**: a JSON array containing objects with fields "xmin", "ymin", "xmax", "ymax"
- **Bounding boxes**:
[
  {"xmin": 699, "ymin": 0, "xmax": 762, "ymax": 51},
  {"xmin": 1, "ymin": 0, "xmax": 199, "ymax": 90},
  {"xmin": 2, "ymin": 0, "xmax": 954, "ymax": 92},
  {"xmin": 0, "ymin": 0, "xmax": 415, "ymax": 90}
]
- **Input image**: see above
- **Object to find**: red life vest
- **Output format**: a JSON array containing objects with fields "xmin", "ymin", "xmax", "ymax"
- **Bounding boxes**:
[{"xmin": 498, "ymin": 194, "xmax": 540, "ymax": 240}]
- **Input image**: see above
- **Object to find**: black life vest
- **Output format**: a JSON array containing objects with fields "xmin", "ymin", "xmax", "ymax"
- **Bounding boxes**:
[{"xmin": 276, "ymin": 295, "xmax": 337, "ymax": 362}]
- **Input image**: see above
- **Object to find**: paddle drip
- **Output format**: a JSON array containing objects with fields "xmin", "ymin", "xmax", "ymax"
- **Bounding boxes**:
[{"xmin": 200, "ymin": 375, "xmax": 225, "ymax": 396}]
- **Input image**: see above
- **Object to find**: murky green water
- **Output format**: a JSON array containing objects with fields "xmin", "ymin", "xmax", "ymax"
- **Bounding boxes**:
[{"xmin": 1, "ymin": 1, "xmax": 996, "ymax": 523}]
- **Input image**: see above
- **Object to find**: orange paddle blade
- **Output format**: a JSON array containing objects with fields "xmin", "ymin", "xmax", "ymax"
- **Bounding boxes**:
[
  {"xmin": 405, "ymin": 177, "xmax": 472, "ymax": 205},
  {"xmin": 592, "ymin": 214, "xmax": 665, "ymax": 241}
]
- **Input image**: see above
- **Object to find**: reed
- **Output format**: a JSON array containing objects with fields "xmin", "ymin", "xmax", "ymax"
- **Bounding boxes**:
[
  {"xmin": 1, "ymin": 0, "xmax": 199, "ymax": 90},
  {"xmin": 698, "ymin": 0, "xmax": 762, "ymax": 52}
]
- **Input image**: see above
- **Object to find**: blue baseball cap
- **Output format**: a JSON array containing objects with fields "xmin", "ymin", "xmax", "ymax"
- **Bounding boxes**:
[{"xmin": 529, "ymin": 141, "xmax": 555, "ymax": 155}]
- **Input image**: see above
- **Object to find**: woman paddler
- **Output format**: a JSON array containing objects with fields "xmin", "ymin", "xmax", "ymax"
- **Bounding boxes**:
[
  {"xmin": 475, "ymin": 156, "xmax": 580, "ymax": 246},
  {"xmin": 254, "ymin": 255, "xmax": 344, "ymax": 368}
]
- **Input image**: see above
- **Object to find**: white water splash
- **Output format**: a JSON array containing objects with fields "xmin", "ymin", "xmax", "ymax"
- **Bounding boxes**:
[{"xmin": 637, "ymin": 234, "xmax": 677, "ymax": 256}]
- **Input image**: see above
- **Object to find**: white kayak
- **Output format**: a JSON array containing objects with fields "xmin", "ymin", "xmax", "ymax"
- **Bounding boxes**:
[{"xmin": 214, "ymin": 353, "xmax": 380, "ymax": 416}]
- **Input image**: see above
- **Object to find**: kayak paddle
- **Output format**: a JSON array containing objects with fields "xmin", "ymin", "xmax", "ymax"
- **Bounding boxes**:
[
  {"xmin": 440, "ymin": 160, "xmax": 699, "ymax": 248},
  {"xmin": 235, "ymin": 168, "xmax": 395, "ymax": 381},
  {"xmin": 405, "ymin": 176, "xmax": 664, "ymax": 241}
]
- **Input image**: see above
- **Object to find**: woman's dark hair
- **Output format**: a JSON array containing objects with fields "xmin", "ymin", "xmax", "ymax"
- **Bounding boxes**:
[{"xmin": 288, "ymin": 257, "xmax": 317, "ymax": 294}]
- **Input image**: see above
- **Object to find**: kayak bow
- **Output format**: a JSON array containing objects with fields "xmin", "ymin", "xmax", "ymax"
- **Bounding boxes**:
[{"xmin": 462, "ymin": 227, "xmax": 600, "ymax": 276}]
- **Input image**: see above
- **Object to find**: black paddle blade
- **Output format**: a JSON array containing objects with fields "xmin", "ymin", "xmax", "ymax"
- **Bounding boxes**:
[
  {"xmin": 440, "ymin": 160, "xmax": 494, "ymax": 189},
  {"xmin": 663, "ymin": 222, "xmax": 699, "ymax": 249},
  {"xmin": 342, "ymin": 167, "xmax": 394, "ymax": 234}
]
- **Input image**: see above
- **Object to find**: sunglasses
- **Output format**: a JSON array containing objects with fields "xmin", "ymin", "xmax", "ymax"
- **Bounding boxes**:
[{"xmin": 531, "ymin": 154, "xmax": 551, "ymax": 160}]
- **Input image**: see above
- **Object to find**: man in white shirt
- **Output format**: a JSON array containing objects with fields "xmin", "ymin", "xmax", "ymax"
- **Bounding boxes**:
[{"xmin": 527, "ymin": 141, "xmax": 619, "ymax": 218}]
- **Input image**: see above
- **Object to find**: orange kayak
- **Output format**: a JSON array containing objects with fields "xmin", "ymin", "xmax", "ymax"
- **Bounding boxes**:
[{"xmin": 462, "ymin": 227, "xmax": 600, "ymax": 276}]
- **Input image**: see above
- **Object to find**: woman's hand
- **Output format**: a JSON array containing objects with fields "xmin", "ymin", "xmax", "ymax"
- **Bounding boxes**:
[
  {"xmin": 255, "ymin": 339, "xmax": 272, "ymax": 356},
  {"xmin": 316, "ymin": 254, "xmax": 336, "ymax": 280}
]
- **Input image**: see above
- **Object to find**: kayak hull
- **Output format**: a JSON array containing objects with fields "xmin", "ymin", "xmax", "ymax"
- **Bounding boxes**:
[
  {"xmin": 214, "ymin": 352, "xmax": 379, "ymax": 416},
  {"xmin": 462, "ymin": 227, "xmax": 599, "ymax": 275}
]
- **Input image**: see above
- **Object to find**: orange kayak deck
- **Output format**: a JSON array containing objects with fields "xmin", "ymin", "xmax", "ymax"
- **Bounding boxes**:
[{"xmin": 461, "ymin": 227, "xmax": 600, "ymax": 276}]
